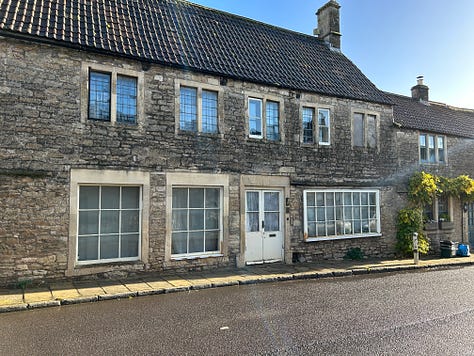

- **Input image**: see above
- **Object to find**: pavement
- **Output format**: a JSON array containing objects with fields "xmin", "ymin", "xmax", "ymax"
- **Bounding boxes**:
[{"xmin": 1, "ymin": 255, "xmax": 474, "ymax": 313}]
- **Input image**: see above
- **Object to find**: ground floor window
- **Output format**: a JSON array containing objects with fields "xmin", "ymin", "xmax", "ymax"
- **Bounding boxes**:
[
  {"xmin": 77, "ymin": 185, "xmax": 141, "ymax": 263},
  {"xmin": 304, "ymin": 189, "xmax": 380, "ymax": 240},
  {"xmin": 171, "ymin": 187, "xmax": 222, "ymax": 256}
]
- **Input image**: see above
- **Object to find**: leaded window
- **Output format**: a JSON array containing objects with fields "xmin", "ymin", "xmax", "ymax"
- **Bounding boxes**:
[
  {"xmin": 419, "ymin": 133, "xmax": 446, "ymax": 164},
  {"xmin": 88, "ymin": 70, "xmax": 137, "ymax": 124},
  {"xmin": 302, "ymin": 107, "xmax": 314, "ymax": 144}
]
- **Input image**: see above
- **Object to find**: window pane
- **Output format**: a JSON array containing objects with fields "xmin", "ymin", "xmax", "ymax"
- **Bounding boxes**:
[
  {"xmin": 79, "ymin": 211, "xmax": 99, "ymax": 235},
  {"xmin": 266, "ymin": 101, "xmax": 279, "ymax": 141},
  {"xmin": 116, "ymin": 75, "xmax": 137, "ymax": 124},
  {"xmin": 249, "ymin": 99, "xmax": 262, "ymax": 137},
  {"xmin": 265, "ymin": 212, "xmax": 279, "ymax": 231},
  {"xmin": 89, "ymin": 71, "xmax": 111, "ymax": 121},
  {"xmin": 318, "ymin": 109, "xmax": 330, "ymax": 144},
  {"xmin": 205, "ymin": 231, "xmax": 219, "ymax": 252},
  {"xmin": 189, "ymin": 231, "xmax": 204, "ymax": 253},
  {"xmin": 100, "ymin": 210, "xmax": 120, "ymax": 233},
  {"xmin": 353, "ymin": 113, "xmax": 364, "ymax": 147},
  {"xmin": 264, "ymin": 192, "xmax": 279, "ymax": 212},
  {"xmin": 205, "ymin": 188, "xmax": 220, "ymax": 208},
  {"xmin": 189, "ymin": 209, "xmax": 205, "ymax": 230},
  {"xmin": 438, "ymin": 137, "xmax": 445, "ymax": 162},
  {"xmin": 172, "ymin": 209, "xmax": 187, "ymax": 231},
  {"xmin": 420, "ymin": 134, "xmax": 428, "ymax": 162},
  {"xmin": 246, "ymin": 212, "xmax": 259, "ymax": 232},
  {"xmin": 316, "ymin": 192, "xmax": 325, "ymax": 206},
  {"xmin": 100, "ymin": 234, "xmax": 119, "ymax": 259},
  {"xmin": 202, "ymin": 90, "xmax": 218, "ymax": 133},
  {"xmin": 101, "ymin": 186, "xmax": 120, "ymax": 209},
  {"xmin": 205, "ymin": 209, "xmax": 219, "ymax": 229},
  {"xmin": 121, "ymin": 234, "xmax": 139, "ymax": 258},
  {"xmin": 180, "ymin": 87, "xmax": 197, "ymax": 131},
  {"xmin": 189, "ymin": 188, "xmax": 204, "ymax": 208},
  {"xmin": 121, "ymin": 210, "xmax": 140, "ymax": 233},
  {"xmin": 173, "ymin": 188, "xmax": 188, "ymax": 209},
  {"xmin": 78, "ymin": 235, "xmax": 98, "ymax": 261},
  {"xmin": 367, "ymin": 114, "xmax": 377, "ymax": 148},
  {"xmin": 172, "ymin": 232, "xmax": 187, "ymax": 254},
  {"xmin": 428, "ymin": 135, "xmax": 436, "ymax": 162},
  {"xmin": 246, "ymin": 192, "xmax": 259, "ymax": 211},
  {"xmin": 307, "ymin": 207, "xmax": 316, "ymax": 221},
  {"xmin": 79, "ymin": 186, "xmax": 99, "ymax": 209},
  {"xmin": 122, "ymin": 187, "xmax": 140, "ymax": 209},
  {"xmin": 306, "ymin": 192, "xmax": 315, "ymax": 207},
  {"xmin": 302, "ymin": 107, "xmax": 314, "ymax": 144}
]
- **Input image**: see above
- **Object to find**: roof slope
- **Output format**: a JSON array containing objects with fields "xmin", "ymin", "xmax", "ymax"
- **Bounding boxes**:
[
  {"xmin": 0, "ymin": 0, "xmax": 391, "ymax": 104},
  {"xmin": 386, "ymin": 92, "xmax": 474, "ymax": 139}
]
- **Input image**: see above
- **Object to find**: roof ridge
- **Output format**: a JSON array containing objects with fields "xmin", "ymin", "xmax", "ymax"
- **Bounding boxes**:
[{"xmin": 179, "ymin": 0, "xmax": 326, "ymax": 44}]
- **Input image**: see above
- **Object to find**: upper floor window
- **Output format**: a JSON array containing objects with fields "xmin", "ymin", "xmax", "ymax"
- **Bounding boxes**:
[
  {"xmin": 419, "ymin": 134, "xmax": 445, "ymax": 163},
  {"xmin": 249, "ymin": 98, "xmax": 280, "ymax": 141},
  {"xmin": 302, "ymin": 107, "xmax": 331, "ymax": 145},
  {"xmin": 353, "ymin": 112, "xmax": 377, "ymax": 148},
  {"xmin": 89, "ymin": 71, "xmax": 137, "ymax": 124},
  {"xmin": 180, "ymin": 86, "xmax": 218, "ymax": 133}
]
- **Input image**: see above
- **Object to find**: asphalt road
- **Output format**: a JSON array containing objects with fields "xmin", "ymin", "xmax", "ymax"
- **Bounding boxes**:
[{"xmin": 2, "ymin": 266, "xmax": 474, "ymax": 355}]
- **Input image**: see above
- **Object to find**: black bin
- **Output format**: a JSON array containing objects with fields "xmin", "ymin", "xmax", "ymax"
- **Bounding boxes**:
[{"xmin": 440, "ymin": 240, "xmax": 458, "ymax": 258}]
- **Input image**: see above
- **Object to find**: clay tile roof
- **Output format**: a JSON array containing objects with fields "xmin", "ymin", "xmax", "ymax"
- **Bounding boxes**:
[
  {"xmin": 0, "ymin": 0, "xmax": 391, "ymax": 104},
  {"xmin": 385, "ymin": 92, "xmax": 474, "ymax": 139}
]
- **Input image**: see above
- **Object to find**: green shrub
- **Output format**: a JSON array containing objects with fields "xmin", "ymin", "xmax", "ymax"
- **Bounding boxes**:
[
  {"xmin": 344, "ymin": 247, "xmax": 365, "ymax": 260},
  {"xmin": 396, "ymin": 207, "xmax": 429, "ymax": 256}
]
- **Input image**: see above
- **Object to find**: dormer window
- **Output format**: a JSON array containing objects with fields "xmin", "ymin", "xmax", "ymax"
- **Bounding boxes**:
[{"xmin": 419, "ymin": 134, "xmax": 445, "ymax": 163}]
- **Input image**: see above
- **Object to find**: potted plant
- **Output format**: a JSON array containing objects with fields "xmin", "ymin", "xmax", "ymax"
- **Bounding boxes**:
[{"xmin": 439, "ymin": 213, "xmax": 454, "ymax": 230}]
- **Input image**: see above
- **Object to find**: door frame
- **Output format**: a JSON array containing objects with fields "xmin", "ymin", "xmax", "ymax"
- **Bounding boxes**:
[{"xmin": 238, "ymin": 175, "xmax": 290, "ymax": 267}]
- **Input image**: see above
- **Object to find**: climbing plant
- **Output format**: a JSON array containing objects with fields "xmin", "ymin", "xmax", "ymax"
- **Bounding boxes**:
[{"xmin": 396, "ymin": 207, "xmax": 429, "ymax": 256}]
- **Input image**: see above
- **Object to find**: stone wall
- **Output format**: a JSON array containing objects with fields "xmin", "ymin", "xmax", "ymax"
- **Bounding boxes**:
[{"xmin": 0, "ymin": 35, "xmax": 411, "ymax": 285}]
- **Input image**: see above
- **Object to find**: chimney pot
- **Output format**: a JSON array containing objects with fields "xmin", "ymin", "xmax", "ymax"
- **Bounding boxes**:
[
  {"xmin": 411, "ymin": 76, "xmax": 429, "ymax": 102},
  {"xmin": 316, "ymin": 0, "xmax": 341, "ymax": 49}
]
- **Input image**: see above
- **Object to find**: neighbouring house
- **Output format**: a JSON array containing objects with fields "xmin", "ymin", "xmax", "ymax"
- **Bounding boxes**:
[
  {"xmin": 385, "ymin": 77, "xmax": 474, "ymax": 252},
  {"xmin": 0, "ymin": 0, "xmax": 471, "ymax": 285}
]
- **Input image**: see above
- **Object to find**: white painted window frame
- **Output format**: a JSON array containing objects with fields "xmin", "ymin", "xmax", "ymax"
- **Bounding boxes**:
[
  {"xmin": 419, "ymin": 133, "xmax": 446, "ymax": 164},
  {"xmin": 303, "ymin": 189, "xmax": 381, "ymax": 242},
  {"xmin": 246, "ymin": 94, "xmax": 284, "ymax": 141},
  {"xmin": 300, "ymin": 104, "xmax": 332, "ymax": 146}
]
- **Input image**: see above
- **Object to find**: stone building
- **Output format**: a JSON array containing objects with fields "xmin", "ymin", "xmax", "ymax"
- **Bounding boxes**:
[
  {"xmin": 0, "ymin": 0, "xmax": 472, "ymax": 285},
  {"xmin": 386, "ymin": 77, "xmax": 474, "ymax": 252}
]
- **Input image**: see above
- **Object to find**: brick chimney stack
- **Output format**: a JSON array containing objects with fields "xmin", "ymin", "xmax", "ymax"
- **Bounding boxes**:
[
  {"xmin": 411, "ymin": 75, "xmax": 429, "ymax": 102},
  {"xmin": 314, "ymin": 0, "xmax": 341, "ymax": 49}
]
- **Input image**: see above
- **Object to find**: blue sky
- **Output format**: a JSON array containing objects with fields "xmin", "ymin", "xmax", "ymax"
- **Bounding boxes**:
[{"xmin": 189, "ymin": 0, "xmax": 474, "ymax": 109}]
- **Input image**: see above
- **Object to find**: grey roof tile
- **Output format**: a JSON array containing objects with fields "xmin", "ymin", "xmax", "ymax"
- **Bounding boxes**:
[
  {"xmin": 0, "ymin": 0, "xmax": 391, "ymax": 104},
  {"xmin": 386, "ymin": 92, "xmax": 474, "ymax": 139}
]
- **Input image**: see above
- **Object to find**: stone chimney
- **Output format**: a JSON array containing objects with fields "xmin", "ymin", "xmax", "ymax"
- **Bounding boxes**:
[
  {"xmin": 411, "ymin": 75, "xmax": 429, "ymax": 102},
  {"xmin": 314, "ymin": 0, "xmax": 341, "ymax": 49}
]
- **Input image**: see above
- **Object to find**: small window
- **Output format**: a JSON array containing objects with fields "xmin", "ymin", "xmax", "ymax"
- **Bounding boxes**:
[
  {"xmin": 89, "ymin": 72, "xmax": 111, "ymax": 121},
  {"xmin": 266, "ymin": 101, "xmax": 280, "ymax": 141},
  {"xmin": 88, "ymin": 70, "xmax": 137, "ymax": 124},
  {"xmin": 302, "ymin": 107, "xmax": 314, "ymax": 144},
  {"xmin": 318, "ymin": 109, "xmax": 330, "ymax": 145},
  {"xmin": 180, "ymin": 87, "xmax": 198, "ymax": 131},
  {"xmin": 249, "ymin": 98, "xmax": 263, "ymax": 138},
  {"xmin": 419, "ymin": 133, "xmax": 446, "ymax": 164},
  {"xmin": 353, "ymin": 113, "xmax": 364, "ymax": 147},
  {"xmin": 248, "ymin": 97, "xmax": 281, "ymax": 141},
  {"xmin": 353, "ymin": 112, "xmax": 377, "ymax": 148},
  {"xmin": 180, "ymin": 86, "xmax": 218, "ymax": 134}
]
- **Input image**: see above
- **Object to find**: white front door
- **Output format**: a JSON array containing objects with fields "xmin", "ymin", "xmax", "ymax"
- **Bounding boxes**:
[{"xmin": 245, "ymin": 190, "xmax": 284, "ymax": 264}]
